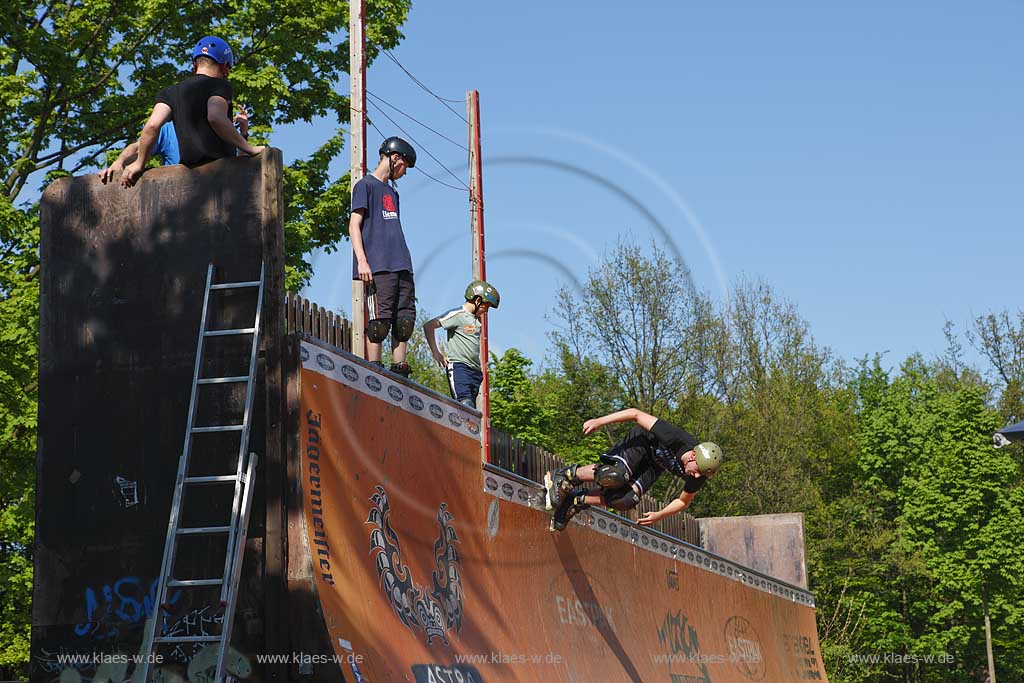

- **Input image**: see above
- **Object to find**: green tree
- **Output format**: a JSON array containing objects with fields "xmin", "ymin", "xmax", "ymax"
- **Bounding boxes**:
[
  {"xmin": 969, "ymin": 309, "xmax": 1024, "ymax": 425},
  {"xmin": 488, "ymin": 348, "xmax": 555, "ymax": 451},
  {"xmin": 534, "ymin": 341, "xmax": 620, "ymax": 464},
  {"xmin": 825, "ymin": 357, "xmax": 1024, "ymax": 682},
  {"xmin": 693, "ymin": 278, "xmax": 851, "ymax": 517},
  {"xmin": 0, "ymin": 200, "xmax": 36, "ymax": 679},
  {"xmin": 549, "ymin": 240, "xmax": 718, "ymax": 415},
  {"xmin": 0, "ymin": 2, "xmax": 412, "ymax": 676}
]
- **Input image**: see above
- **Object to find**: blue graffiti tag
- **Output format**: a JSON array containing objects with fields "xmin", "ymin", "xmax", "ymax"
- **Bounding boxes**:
[{"xmin": 74, "ymin": 577, "xmax": 181, "ymax": 640}]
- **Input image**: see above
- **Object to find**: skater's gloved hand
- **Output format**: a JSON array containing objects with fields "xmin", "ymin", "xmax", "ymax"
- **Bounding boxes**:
[
  {"xmin": 582, "ymin": 418, "xmax": 603, "ymax": 435},
  {"xmin": 638, "ymin": 511, "xmax": 662, "ymax": 526}
]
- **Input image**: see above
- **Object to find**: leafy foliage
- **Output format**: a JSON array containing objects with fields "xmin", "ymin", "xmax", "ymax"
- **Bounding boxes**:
[
  {"xmin": 0, "ymin": 196, "xmax": 37, "ymax": 679},
  {"xmin": 488, "ymin": 349, "xmax": 556, "ymax": 452}
]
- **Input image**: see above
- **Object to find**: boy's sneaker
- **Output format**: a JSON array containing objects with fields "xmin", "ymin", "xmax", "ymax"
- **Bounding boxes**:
[
  {"xmin": 550, "ymin": 491, "xmax": 590, "ymax": 532},
  {"xmin": 544, "ymin": 466, "xmax": 578, "ymax": 511},
  {"xmin": 389, "ymin": 362, "xmax": 411, "ymax": 378}
]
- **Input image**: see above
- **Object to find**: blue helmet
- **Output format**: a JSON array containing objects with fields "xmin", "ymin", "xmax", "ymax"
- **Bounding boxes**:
[{"xmin": 192, "ymin": 36, "xmax": 233, "ymax": 67}]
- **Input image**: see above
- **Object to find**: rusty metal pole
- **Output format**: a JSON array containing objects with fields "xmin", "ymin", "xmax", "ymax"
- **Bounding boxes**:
[
  {"xmin": 467, "ymin": 90, "xmax": 490, "ymax": 463},
  {"xmin": 349, "ymin": 0, "xmax": 368, "ymax": 358}
]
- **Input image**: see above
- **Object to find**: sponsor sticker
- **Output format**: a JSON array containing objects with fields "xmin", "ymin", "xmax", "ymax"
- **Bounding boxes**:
[{"xmin": 724, "ymin": 617, "xmax": 767, "ymax": 680}]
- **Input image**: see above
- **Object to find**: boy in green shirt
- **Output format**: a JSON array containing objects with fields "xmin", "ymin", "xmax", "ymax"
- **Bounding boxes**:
[{"xmin": 423, "ymin": 280, "xmax": 500, "ymax": 408}]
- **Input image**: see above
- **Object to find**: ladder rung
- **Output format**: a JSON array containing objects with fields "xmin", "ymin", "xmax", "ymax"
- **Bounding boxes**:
[
  {"xmin": 177, "ymin": 526, "xmax": 231, "ymax": 535},
  {"xmin": 154, "ymin": 635, "xmax": 222, "ymax": 644},
  {"xmin": 168, "ymin": 578, "xmax": 224, "ymax": 588},
  {"xmin": 197, "ymin": 376, "xmax": 249, "ymax": 385},
  {"xmin": 185, "ymin": 475, "xmax": 239, "ymax": 484},
  {"xmin": 209, "ymin": 281, "xmax": 261, "ymax": 290},
  {"xmin": 204, "ymin": 328, "xmax": 256, "ymax": 337},
  {"xmin": 191, "ymin": 425, "xmax": 244, "ymax": 433}
]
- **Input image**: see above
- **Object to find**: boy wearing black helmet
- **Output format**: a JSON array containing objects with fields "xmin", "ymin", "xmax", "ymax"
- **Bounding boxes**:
[
  {"xmin": 545, "ymin": 409, "xmax": 723, "ymax": 531},
  {"xmin": 122, "ymin": 36, "xmax": 263, "ymax": 186},
  {"xmin": 349, "ymin": 137, "xmax": 419, "ymax": 377},
  {"xmin": 422, "ymin": 280, "xmax": 500, "ymax": 407}
]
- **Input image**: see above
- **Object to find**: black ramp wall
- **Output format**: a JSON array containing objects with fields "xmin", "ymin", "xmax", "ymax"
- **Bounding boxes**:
[{"xmin": 33, "ymin": 151, "xmax": 286, "ymax": 683}]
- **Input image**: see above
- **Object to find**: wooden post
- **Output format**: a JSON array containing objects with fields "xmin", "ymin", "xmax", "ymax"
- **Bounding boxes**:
[
  {"xmin": 350, "ymin": 0, "xmax": 368, "ymax": 358},
  {"xmin": 467, "ymin": 91, "xmax": 490, "ymax": 464},
  {"xmin": 259, "ymin": 149, "xmax": 288, "ymax": 683},
  {"xmin": 984, "ymin": 591, "xmax": 997, "ymax": 683}
]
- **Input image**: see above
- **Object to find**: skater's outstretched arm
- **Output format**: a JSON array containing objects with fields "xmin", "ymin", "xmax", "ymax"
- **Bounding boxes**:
[
  {"xmin": 582, "ymin": 408, "xmax": 657, "ymax": 435},
  {"xmin": 638, "ymin": 490, "xmax": 696, "ymax": 526}
]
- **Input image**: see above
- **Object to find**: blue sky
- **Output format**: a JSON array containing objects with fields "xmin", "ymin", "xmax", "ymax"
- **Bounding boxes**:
[{"xmin": 282, "ymin": 0, "xmax": 1023, "ymax": 372}]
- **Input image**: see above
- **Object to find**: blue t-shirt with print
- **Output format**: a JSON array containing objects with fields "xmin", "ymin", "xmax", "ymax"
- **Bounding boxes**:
[{"xmin": 351, "ymin": 175, "xmax": 413, "ymax": 279}]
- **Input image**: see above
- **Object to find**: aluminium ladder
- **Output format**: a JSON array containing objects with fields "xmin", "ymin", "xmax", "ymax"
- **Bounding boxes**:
[{"xmin": 139, "ymin": 262, "xmax": 265, "ymax": 682}]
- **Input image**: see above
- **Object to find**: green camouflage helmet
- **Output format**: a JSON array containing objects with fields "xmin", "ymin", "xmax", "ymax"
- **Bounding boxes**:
[
  {"xmin": 465, "ymin": 280, "xmax": 500, "ymax": 309},
  {"xmin": 694, "ymin": 442, "xmax": 723, "ymax": 476}
]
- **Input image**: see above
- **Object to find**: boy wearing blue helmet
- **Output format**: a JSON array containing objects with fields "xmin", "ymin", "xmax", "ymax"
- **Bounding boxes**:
[{"xmin": 121, "ymin": 36, "xmax": 263, "ymax": 186}]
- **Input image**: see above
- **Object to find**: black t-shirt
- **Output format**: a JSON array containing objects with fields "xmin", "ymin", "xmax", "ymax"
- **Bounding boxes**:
[
  {"xmin": 649, "ymin": 419, "xmax": 706, "ymax": 494},
  {"xmin": 155, "ymin": 75, "xmax": 235, "ymax": 166}
]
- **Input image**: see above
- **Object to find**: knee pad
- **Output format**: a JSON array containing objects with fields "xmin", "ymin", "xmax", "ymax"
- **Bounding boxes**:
[
  {"xmin": 393, "ymin": 317, "xmax": 415, "ymax": 342},
  {"xmin": 367, "ymin": 319, "xmax": 391, "ymax": 343},
  {"xmin": 594, "ymin": 463, "xmax": 629, "ymax": 489},
  {"xmin": 604, "ymin": 487, "xmax": 641, "ymax": 511}
]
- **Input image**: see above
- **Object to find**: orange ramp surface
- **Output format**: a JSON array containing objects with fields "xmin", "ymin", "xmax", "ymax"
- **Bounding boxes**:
[{"xmin": 298, "ymin": 340, "xmax": 828, "ymax": 682}]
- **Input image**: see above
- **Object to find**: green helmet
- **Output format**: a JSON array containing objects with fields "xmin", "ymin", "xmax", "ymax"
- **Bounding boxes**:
[
  {"xmin": 465, "ymin": 280, "xmax": 500, "ymax": 309},
  {"xmin": 693, "ymin": 442, "xmax": 723, "ymax": 476}
]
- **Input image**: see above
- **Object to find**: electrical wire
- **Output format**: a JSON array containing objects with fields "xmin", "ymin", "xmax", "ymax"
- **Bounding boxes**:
[
  {"xmin": 366, "ymin": 90, "xmax": 468, "ymax": 152},
  {"xmin": 367, "ymin": 100, "xmax": 470, "ymax": 191},
  {"xmin": 363, "ymin": 115, "xmax": 467, "ymax": 191},
  {"xmin": 377, "ymin": 47, "xmax": 468, "ymax": 122}
]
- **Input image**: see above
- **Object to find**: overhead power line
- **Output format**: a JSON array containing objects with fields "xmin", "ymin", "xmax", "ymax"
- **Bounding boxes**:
[
  {"xmin": 366, "ymin": 90, "xmax": 468, "ymax": 152},
  {"xmin": 367, "ymin": 100, "xmax": 469, "ymax": 192},
  {"xmin": 377, "ymin": 47, "xmax": 468, "ymax": 123}
]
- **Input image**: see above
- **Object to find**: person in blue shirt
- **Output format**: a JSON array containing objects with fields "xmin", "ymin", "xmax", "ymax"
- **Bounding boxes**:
[
  {"xmin": 349, "ymin": 136, "xmax": 418, "ymax": 377},
  {"xmin": 99, "ymin": 122, "xmax": 181, "ymax": 183}
]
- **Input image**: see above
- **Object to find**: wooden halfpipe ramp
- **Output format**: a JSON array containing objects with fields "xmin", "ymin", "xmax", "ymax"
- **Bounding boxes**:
[{"xmin": 295, "ymin": 339, "xmax": 827, "ymax": 683}]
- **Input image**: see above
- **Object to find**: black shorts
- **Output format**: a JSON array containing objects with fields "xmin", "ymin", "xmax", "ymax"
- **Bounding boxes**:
[
  {"xmin": 599, "ymin": 425, "xmax": 662, "ymax": 496},
  {"xmin": 368, "ymin": 270, "xmax": 416, "ymax": 323}
]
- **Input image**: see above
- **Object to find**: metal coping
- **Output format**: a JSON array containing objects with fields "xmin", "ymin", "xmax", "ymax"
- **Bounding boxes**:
[
  {"xmin": 298, "ymin": 337, "xmax": 483, "ymax": 440},
  {"xmin": 297, "ymin": 337, "xmax": 816, "ymax": 607}
]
